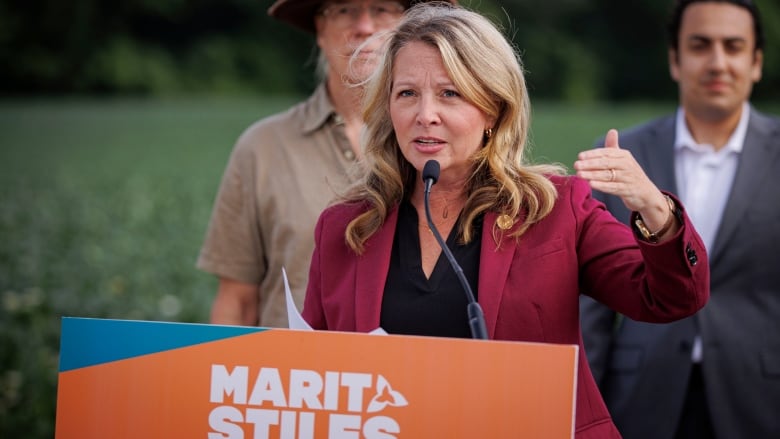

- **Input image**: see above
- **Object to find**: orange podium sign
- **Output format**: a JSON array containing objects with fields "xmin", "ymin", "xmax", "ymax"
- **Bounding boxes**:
[{"xmin": 56, "ymin": 317, "xmax": 577, "ymax": 438}]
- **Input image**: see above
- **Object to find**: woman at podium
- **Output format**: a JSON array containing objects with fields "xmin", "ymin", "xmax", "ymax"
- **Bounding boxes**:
[{"xmin": 302, "ymin": 3, "xmax": 709, "ymax": 438}]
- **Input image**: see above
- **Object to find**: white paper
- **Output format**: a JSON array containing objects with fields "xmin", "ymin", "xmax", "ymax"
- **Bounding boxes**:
[
  {"xmin": 283, "ymin": 267, "xmax": 313, "ymax": 330},
  {"xmin": 283, "ymin": 267, "xmax": 387, "ymax": 335}
]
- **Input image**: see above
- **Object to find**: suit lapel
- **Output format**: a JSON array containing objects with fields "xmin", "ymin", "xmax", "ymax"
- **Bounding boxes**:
[
  {"xmin": 354, "ymin": 206, "xmax": 398, "ymax": 332},
  {"xmin": 710, "ymin": 110, "xmax": 780, "ymax": 263},
  {"xmin": 641, "ymin": 115, "xmax": 679, "ymax": 195},
  {"xmin": 478, "ymin": 211, "xmax": 518, "ymax": 338}
]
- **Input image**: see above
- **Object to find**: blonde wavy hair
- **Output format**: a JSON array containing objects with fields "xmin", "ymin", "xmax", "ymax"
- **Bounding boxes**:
[{"xmin": 344, "ymin": 2, "xmax": 565, "ymax": 254}]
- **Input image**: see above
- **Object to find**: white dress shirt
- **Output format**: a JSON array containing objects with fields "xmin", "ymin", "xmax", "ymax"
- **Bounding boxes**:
[{"xmin": 673, "ymin": 102, "xmax": 749, "ymax": 362}]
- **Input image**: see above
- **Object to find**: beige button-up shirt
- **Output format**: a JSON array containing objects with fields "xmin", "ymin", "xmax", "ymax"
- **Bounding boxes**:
[{"xmin": 197, "ymin": 83, "xmax": 357, "ymax": 327}]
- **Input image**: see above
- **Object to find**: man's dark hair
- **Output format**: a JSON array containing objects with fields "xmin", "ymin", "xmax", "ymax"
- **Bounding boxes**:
[{"xmin": 667, "ymin": 0, "xmax": 765, "ymax": 52}]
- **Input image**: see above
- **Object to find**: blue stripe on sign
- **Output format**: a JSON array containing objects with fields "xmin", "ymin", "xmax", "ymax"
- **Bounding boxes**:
[{"xmin": 59, "ymin": 317, "xmax": 268, "ymax": 371}]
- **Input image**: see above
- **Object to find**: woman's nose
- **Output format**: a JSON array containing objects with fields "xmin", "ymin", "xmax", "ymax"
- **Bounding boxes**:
[{"xmin": 416, "ymin": 97, "xmax": 441, "ymax": 126}]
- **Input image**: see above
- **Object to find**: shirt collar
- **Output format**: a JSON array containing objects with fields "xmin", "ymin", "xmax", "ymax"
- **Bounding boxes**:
[
  {"xmin": 302, "ymin": 81, "xmax": 339, "ymax": 134},
  {"xmin": 674, "ymin": 102, "xmax": 750, "ymax": 154}
]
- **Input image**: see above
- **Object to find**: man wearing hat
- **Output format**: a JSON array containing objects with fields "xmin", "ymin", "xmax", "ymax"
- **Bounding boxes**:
[{"xmin": 198, "ymin": 0, "xmax": 454, "ymax": 327}]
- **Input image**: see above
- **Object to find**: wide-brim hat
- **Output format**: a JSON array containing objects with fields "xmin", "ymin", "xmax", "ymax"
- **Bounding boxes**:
[{"xmin": 268, "ymin": 0, "xmax": 457, "ymax": 34}]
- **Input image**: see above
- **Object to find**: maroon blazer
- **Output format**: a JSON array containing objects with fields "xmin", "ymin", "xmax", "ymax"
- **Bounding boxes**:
[{"xmin": 303, "ymin": 175, "xmax": 709, "ymax": 438}]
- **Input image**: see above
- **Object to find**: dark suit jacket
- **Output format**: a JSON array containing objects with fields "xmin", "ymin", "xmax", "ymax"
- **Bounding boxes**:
[
  {"xmin": 580, "ymin": 107, "xmax": 780, "ymax": 439},
  {"xmin": 303, "ymin": 175, "xmax": 709, "ymax": 439}
]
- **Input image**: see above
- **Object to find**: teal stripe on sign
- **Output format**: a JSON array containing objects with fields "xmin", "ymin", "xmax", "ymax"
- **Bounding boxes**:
[{"xmin": 59, "ymin": 317, "xmax": 268, "ymax": 372}]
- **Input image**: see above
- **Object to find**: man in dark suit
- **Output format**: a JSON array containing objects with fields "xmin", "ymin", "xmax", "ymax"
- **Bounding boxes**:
[{"xmin": 580, "ymin": 0, "xmax": 780, "ymax": 438}]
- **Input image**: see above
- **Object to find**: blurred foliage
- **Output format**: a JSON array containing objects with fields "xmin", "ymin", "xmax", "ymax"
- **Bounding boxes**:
[
  {"xmin": 0, "ymin": 0, "xmax": 315, "ymax": 96},
  {"xmin": 1, "ymin": 0, "xmax": 779, "ymax": 102},
  {"xmin": 0, "ymin": 97, "xmax": 299, "ymax": 437}
]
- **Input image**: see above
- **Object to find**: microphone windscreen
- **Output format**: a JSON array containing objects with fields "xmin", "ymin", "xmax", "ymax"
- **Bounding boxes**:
[{"xmin": 422, "ymin": 160, "xmax": 440, "ymax": 184}]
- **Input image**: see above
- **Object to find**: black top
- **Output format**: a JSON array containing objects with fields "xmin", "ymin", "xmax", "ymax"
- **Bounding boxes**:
[{"xmin": 380, "ymin": 201, "xmax": 482, "ymax": 338}]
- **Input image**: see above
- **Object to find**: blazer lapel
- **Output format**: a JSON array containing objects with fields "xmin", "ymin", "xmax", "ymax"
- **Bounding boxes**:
[
  {"xmin": 641, "ymin": 115, "xmax": 679, "ymax": 195},
  {"xmin": 710, "ymin": 109, "xmax": 780, "ymax": 263},
  {"xmin": 478, "ymin": 211, "xmax": 518, "ymax": 338},
  {"xmin": 354, "ymin": 206, "xmax": 399, "ymax": 332}
]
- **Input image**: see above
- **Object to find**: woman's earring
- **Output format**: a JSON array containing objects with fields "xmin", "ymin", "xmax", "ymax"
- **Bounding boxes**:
[{"xmin": 484, "ymin": 128, "xmax": 493, "ymax": 139}]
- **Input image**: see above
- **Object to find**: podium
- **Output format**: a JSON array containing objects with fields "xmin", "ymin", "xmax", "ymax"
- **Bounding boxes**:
[{"xmin": 55, "ymin": 317, "xmax": 577, "ymax": 438}]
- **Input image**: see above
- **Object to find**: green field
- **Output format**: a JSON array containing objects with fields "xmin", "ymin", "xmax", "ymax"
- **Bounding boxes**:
[{"xmin": 0, "ymin": 96, "xmax": 693, "ymax": 436}]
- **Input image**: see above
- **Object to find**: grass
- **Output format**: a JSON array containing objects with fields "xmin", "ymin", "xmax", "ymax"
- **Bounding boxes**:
[
  {"xmin": 0, "ymin": 96, "xmax": 300, "ymax": 437},
  {"xmin": 0, "ymin": 96, "xmax": 702, "ymax": 437},
  {"xmin": 529, "ymin": 100, "xmax": 671, "ymax": 166}
]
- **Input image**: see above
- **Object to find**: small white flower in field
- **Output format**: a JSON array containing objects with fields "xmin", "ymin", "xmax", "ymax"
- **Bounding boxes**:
[{"xmin": 158, "ymin": 294, "xmax": 181, "ymax": 318}]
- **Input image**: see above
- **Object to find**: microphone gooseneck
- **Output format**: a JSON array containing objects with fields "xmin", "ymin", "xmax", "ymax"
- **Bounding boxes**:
[{"xmin": 421, "ymin": 160, "xmax": 488, "ymax": 340}]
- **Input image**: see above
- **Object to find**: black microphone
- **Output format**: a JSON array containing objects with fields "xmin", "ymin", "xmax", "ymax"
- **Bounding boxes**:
[{"xmin": 422, "ymin": 160, "xmax": 489, "ymax": 340}]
